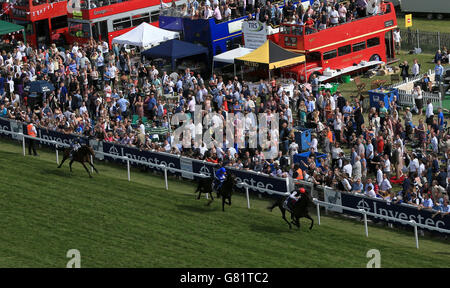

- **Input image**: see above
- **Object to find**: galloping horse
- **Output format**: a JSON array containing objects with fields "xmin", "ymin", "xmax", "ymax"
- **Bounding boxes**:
[
  {"xmin": 195, "ymin": 175, "xmax": 215, "ymax": 203},
  {"xmin": 57, "ymin": 145, "xmax": 99, "ymax": 178},
  {"xmin": 195, "ymin": 173, "xmax": 236, "ymax": 211},
  {"xmin": 217, "ymin": 173, "xmax": 236, "ymax": 212},
  {"xmin": 268, "ymin": 193, "xmax": 314, "ymax": 230}
]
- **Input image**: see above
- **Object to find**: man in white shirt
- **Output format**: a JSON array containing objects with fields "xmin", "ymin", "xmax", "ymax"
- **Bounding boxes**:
[
  {"xmin": 376, "ymin": 165, "xmax": 383, "ymax": 186},
  {"xmin": 430, "ymin": 132, "xmax": 439, "ymax": 153},
  {"xmin": 342, "ymin": 159, "xmax": 353, "ymax": 178},
  {"xmin": 308, "ymin": 134, "xmax": 318, "ymax": 153},
  {"xmin": 365, "ymin": 141, "xmax": 374, "ymax": 160},
  {"xmin": 393, "ymin": 29, "xmax": 401, "ymax": 50},
  {"xmin": 379, "ymin": 174, "xmax": 392, "ymax": 196},
  {"xmin": 409, "ymin": 154, "xmax": 419, "ymax": 173},
  {"xmin": 382, "ymin": 154, "xmax": 391, "ymax": 178},
  {"xmin": 425, "ymin": 99, "xmax": 434, "ymax": 126},
  {"xmin": 329, "ymin": 6, "xmax": 339, "ymax": 26},
  {"xmin": 412, "ymin": 59, "xmax": 420, "ymax": 76}
]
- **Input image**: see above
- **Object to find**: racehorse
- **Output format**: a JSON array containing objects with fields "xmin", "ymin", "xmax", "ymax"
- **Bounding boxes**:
[
  {"xmin": 195, "ymin": 175, "xmax": 215, "ymax": 203},
  {"xmin": 57, "ymin": 145, "xmax": 99, "ymax": 178},
  {"xmin": 217, "ymin": 173, "xmax": 236, "ymax": 212},
  {"xmin": 267, "ymin": 192, "xmax": 314, "ymax": 230},
  {"xmin": 194, "ymin": 173, "xmax": 236, "ymax": 211}
]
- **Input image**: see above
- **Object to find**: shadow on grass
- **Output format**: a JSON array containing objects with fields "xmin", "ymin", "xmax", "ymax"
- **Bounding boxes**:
[
  {"xmin": 249, "ymin": 222, "xmax": 295, "ymax": 234},
  {"xmin": 175, "ymin": 203, "xmax": 220, "ymax": 214},
  {"xmin": 39, "ymin": 167, "xmax": 75, "ymax": 178}
]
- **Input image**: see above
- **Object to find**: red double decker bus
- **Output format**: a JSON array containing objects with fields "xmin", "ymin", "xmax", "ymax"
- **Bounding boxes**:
[
  {"xmin": 277, "ymin": 2, "xmax": 398, "ymax": 82},
  {"xmin": 67, "ymin": 0, "xmax": 183, "ymax": 46},
  {"xmin": 8, "ymin": 0, "xmax": 68, "ymax": 47}
]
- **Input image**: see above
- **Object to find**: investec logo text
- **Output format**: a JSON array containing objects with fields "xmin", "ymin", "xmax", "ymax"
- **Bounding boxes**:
[
  {"xmin": 108, "ymin": 146, "xmax": 176, "ymax": 170},
  {"xmin": 357, "ymin": 199, "xmax": 446, "ymax": 228}
]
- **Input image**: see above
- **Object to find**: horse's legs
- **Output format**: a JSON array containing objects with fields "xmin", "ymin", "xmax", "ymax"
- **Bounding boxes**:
[
  {"xmin": 197, "ymin": 190, "xmax": 201, "ymax": 200},
  {"xmin": 226, "ymin": 196, "xmax": 231, "ymax": 206},
  {"xmin": 222, "ymin": 197, "xmax": 225, "ymax": 212},
  {"xmin": 69, "ymin": 159, "xmax": 74, "ymax": 172},
  {"xmin": 280, "ymin": 208, "xmax": 292, "ymax": 229},
  {"xmin": 57, "ymin": 157, "xmax": 67, "ymax": 168},
  {"xmin": 81, "ymin": 162, "xmax": 92, "ymax": 178},
  {"xmin": 206, "ymin": 192, "xmax": 214, "ymax": 206},
  {"xmin": 88, "ymin": 160, "xmax": 99, "ymax": 174},
  {"xmin": 305, "ymin": 213, "xmax": 314, "ymax": 230},
  {"xmin": 295, "ymin": 217, "xmax": 300, "ymax": 229}
]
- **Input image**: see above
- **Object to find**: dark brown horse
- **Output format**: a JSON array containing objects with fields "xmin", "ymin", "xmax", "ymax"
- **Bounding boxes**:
[
  {"xmin": 57, "ymin": 145, "xmax": 99, "ymax": 178},
  {"xmin": 268, "ymin": 193, "xmax": 314, "ymax": 230},
  {"xmin": 195, "ymin": 175, "xmax": 215, "ymax": 204},
  {"xmin": 195, "ymin": 173, "xmax": 236, "ymax": 211},
  {"xmin": 217, "ymin": 173, "xmax": 236, "ymax": 212}
]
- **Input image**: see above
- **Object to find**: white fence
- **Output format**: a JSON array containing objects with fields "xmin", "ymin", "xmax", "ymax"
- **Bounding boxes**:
[
  {"xmin": 1, "ymin": 129, "xmax": 449, "ymax": 249},
  {"xmin": 397, "ymin": 90, "xmax": 442, "ymax": 108},
  {"xmin": 387, "ymin": 69, "xmax": 443, "ymax": 108},
  {"xmin": 313, "ymin": 198, "xmax": 450, "ymax": 249}
]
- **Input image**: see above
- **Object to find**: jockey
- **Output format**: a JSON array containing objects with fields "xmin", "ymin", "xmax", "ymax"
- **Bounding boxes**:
[
  {"xmin": 214, "ymin": 167, "xmax": 227, "ymax": 190},
  {"xmin": 284, "ymin": 187, "xmax": 306, "ymax": 212},
  {"xmin": 70, "ymin": 137, "xmax": 82, "ymax": 157}
]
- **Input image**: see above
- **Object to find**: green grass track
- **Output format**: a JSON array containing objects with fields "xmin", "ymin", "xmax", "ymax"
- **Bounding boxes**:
[{"xmin": 0, "ymin": 139, "xmax": 448, "ymax": 267}]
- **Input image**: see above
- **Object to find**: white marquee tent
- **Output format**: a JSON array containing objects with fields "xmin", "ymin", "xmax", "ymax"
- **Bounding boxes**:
[
  {"xmin": 111, "ymin": 22, "xmax": 180, "ymax": 48},
  {"xmin": 212, "ymin": 47, "xmax": 254, "ymax": 64},
  {"xmin": 212, "ymin": 47, "xmax": 254, "ymax": 75}
]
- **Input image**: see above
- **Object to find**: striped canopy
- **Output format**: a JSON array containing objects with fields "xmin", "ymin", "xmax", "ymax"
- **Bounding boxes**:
[{"xmin": 235, "ymin": 40, "xmax": 305, "ymax": 70}]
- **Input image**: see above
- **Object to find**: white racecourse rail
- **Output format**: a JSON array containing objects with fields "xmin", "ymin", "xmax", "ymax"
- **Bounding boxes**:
[{"xmin": 1, "ymin": 129, "xmax": 448, "ymax": 249}]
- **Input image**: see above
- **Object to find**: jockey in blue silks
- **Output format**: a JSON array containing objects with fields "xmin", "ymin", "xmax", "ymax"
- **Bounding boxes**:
[
  {"xmin": 214, "ymin": 167, "xmax": 227, "ymax": 190},
  {"xmin": 70, "ymin": 137, "xmax": 82, "ymax": 157}
]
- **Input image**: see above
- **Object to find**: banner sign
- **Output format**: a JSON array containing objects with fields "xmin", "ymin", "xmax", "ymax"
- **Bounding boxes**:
[
  {"xmin": 242, "ymin": 20, "xmax": 267, "ymax": 50},
  {"xmin": 37, "ymin": 127, "xmax": 88, "ymax": 148},
  {"xmin": 0, "ymin": 117, "xmax": 12, "ymax": 139},
  {"xmin": 180, "ymin": 157, "xmax": 194, "ymax": 179},
  {"xmin": 1, "ymin": 117, "xmax": 288, "ymax": 199},
  {"xmin": 191, "ymin": 160, "xmax": 289, "ymax": 197},
  {"xmin": 339, "ymin": 192, "xmax": 450, "ymax": 233},
  {"xmin": 102, "ymin": 142, "xmax": 181, "ymax": 175},
  {"xmin": 323, "ymin": 187, "xmax": 343, "ymax": 213}
]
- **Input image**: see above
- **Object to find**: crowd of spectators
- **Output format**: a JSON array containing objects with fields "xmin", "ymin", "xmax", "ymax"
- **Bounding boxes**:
[
  {"xmin": 173, "ymin": 0, "xmax": 390, "ymax": 27},
  {"xmin": 0, "ymin": 0, "xmax": 449, "ymax": 214}
]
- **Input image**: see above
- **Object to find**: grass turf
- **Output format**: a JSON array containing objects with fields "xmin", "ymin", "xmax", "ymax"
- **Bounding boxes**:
[{"xmin": 0, "ymin": 139, "xmax": 449, "ymax": 268}]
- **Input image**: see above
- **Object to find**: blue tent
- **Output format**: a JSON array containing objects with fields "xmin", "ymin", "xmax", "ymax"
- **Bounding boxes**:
[{"xmin": 141, "ymin": 39, "xmax": 209, "ymax": 70}]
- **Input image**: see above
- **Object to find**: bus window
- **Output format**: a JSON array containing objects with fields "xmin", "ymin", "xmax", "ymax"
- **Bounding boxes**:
[
  {"xmin": 68, "ymin": 22, "xmax": 91, "ymax": 38},
  {"xmin": 338, "ymin": 45, "xmax": 351, "ymax": 57},
  {"xmin": 113, "ymin": 17, "xmax": 131, "ymax": 31},
  {"xmin": 323, "ymin": 49, "xmax": 337, "ymax": 60},
  {"xmin": 131, "ymin": 13, "xmax": 150, "ymax": 27},
  {"xmin": 367, "ymin": 37, "xmax": 380, "ymax": 48},
  {"xmin": 284, "ymin": 36, "xmax": 297, "ymax": 47},
  {"xmin": 306, "ymin": 52, "xmax": 321, "ymax": 62},
  {"xmin": 51, "ymin": 15, "xmax": 68, "ymax": 30},
  {"xmin": 352, "ymin": 41, "xmax": 365, "ymax": 52}
]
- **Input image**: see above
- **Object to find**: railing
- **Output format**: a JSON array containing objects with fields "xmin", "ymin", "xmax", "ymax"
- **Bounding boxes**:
[
  {"xmin": 0, "ymin": 129, "xmax": 210, "ymax": 190},
  {"xmin": 397, "ymin": 90, "xmax": 442, "ymax": 108},
  {"xmin": 313, "ymin": 198, "xmax": 450, "ymax": 249},
  {"xmin": 1, "ymin": 128, "xmax": 449, "ymax": 248}
]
